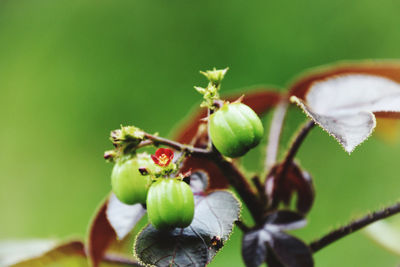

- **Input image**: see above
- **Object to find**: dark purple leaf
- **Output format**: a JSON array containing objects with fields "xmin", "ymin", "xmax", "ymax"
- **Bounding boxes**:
[
  {"xmin": 242, "ymin": 213, "xmax": 311, "ymax": 267},
  {"xmin": 266, "ymin": 163, "xmax": 315, "ymax": 215},
  {"xmin": 266, "ymin": 231, "xmax": 314, "ymax": 267},
  {"xmin": 265, "ymin": 210, "xmax": 306, "ymax": 231},
  {"xmin": 134, "ymin": 190, "xmax": 241, "ymax": 266},
  {"xmin": 242, "ymin": 229, "xmax": 270, "ymax": 267}
]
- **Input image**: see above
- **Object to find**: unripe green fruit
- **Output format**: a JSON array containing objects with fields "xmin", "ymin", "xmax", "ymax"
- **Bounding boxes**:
[
  {"xmin": 111, "ymin": 153, "xmax": 153, "ymax": 205},
  {"xmin": 209, "ymin": 102, "xmax": 264, "ymax": 157},
  {"xmin": 147, "ymin": 179, "xmax": 195, "ymax": 230}
]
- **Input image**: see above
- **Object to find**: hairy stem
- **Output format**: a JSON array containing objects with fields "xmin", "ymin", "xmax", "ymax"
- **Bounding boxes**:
[
  {"xmin": 268, "ymin": 120, "xmax": 315, "ymax": 210},
  {"xmin": 143, "ymin": 133, "xmax": 209, "ymax": 155},
  {"xmin": 211, "ymin": 153, "xmax": 264, "ymax": 223},
  {"xmin": 252, "ymin": 175, "xmax": 268, "ymax": 208},
  {"xmin": 282, "ymin": 120, "xmax": 315, "ymax": 172},
  {"xmin": 310, "ymin": 202, "xmax": 400, "ymax": 253},
  {"xmin": 265, "ymin": 101, "xmax": 288, "ymax": 170}
]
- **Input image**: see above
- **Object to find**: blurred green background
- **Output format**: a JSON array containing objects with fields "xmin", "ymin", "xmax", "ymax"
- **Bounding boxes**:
[{"xmin": 1, "ymin": 0, "xmax": 400, "ymax": 266}]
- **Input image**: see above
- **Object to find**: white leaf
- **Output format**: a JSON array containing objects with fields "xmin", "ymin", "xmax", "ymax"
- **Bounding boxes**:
[
  {"xmin": 364, "ymin": 221, "xmax": 400, "ymax": 256},
  {"xmin": 291, "ymin": 74, "xmax": 400, "ymax": 153},
  {"xmin": 0, "ymin": 239, "xmax": 57, "ymax": 266},
  {"xmin": 106, "ymin": 193, "xmax": 146, "ymax": 240}
]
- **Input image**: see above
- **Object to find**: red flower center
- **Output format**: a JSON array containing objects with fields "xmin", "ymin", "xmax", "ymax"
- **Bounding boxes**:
[
  {"xmin": 158, "ymin": 154, "xmax": 169, "ymax": 165},
  {"xmin": 151, "ymin": 148, "xmax": 174, "ymax": 167}
]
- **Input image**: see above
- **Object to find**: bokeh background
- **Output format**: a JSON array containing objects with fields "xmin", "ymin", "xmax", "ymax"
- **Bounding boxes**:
[{"xmin": 1, "ymin": 0, "xmax": 400, "ymax": 266}]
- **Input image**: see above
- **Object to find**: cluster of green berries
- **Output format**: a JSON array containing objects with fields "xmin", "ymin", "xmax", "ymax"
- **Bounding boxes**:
[
  {"xmin": 111, "ymin": 148, "xmax": 195, "ymax": 230},
  {"xmin": 110, "ymin": 100, "xmax": 263, "ymax": 230},
  {"xmin": 108, "ymin": 68, "xmax": 264, "ymax": 231}
]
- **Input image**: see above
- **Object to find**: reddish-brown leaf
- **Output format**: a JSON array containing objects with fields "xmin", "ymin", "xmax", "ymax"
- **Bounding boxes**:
[
  {"xmin": 88, "ymin": 196, "xmax": 116, "ymax": 267},
  {"xmin": 174, "ymin": 89, "xmax": 282, "ymax": 189},
  {"xmin": 289, "ymin": 61, "xmax": 400, "ymax": 119},
  {"xmin": 375, "ymin": 117, "xmax": 400, "ymax": 143},
  {"xmin": 266, "ymin": 162, "xmax": 314, "ymax": 215},
  {"xmin": 289, "ymin": 60, "xmax": 400, "ymax": 103},
  {"xmin": 180, "ymin": 157, "xmax": 226, "ymax": 189},
  {"xmin": 291, "ymin": 72, "xmax": 400, "ymax": 152}
]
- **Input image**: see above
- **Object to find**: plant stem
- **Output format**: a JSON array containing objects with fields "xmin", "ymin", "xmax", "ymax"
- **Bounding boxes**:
[
  {"xmin": 252, "ymin": 175, "xmax": 268, "ymax": 208},
  {"xmin": 143, "ymin": 133, "xmax": 210, "ymax": 155},
  {"xmin": 211, "ymin": 153, "xmax": 264, "ymax": 223},
  {"xmin": 265, "ymin": 101, "xmax": 288, "ymax": 170},
  {"xmin": 268, "ymin": 120, "xmax": 315, "ymax": 210},
  {"xmin": 137, "ymin": 139, "xmax": 152, "ymax": 149},
  {"xmin": 235, "ymin": 220, "xmax": 251, "ymax": 232},
  {"xmin": 310, "ymin": 202, "xmax": 400, "ymax": 253},
  {"xmin": 282, "ymin": 120, "xmax": 315, "ymax": 172}
]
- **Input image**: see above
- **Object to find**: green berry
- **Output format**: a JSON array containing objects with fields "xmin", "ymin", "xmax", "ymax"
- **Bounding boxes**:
[
  {"xmin": 147, "ymin": 179, "xmax": 194, "ymax": 230},
  {"xmin": 111, "ymin": 153, "xmax": 153, "ymax": 205},
  {"xmin": 209, "ymin": 102, "xmax": 264, "ymax": 157}
]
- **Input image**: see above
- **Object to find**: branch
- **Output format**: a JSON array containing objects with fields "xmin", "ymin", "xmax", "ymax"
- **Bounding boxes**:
[
  {"xmin": 252, "ymin": 175, "xmax": 268, "ymax": 207},
  {"xmin": 143, "ymin": 133, "xmax": 210, "ymax": 155},
  {"xmin": 282, "ymin": 120, "xmax": 315, "ymax": 171},
  {"xmin": 212, "ymin": 153, "xmax": 264, "ymax": 223},
  {"xmin": 235, "ymin": 220, "xmax": 251, "ymax": 232},
  {"xmin": 310, "ymin": 202, "xmax": 400, "ymax": 253},
  {"xmin": 268, "ymin": 120, "xmax": 315, "ymax": 210},
  {"xmin": 265, "ymin": 101, "xmax": 288, "ymax": 170}
]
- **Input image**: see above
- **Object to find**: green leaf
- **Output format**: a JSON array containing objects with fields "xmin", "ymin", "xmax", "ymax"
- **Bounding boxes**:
[{"xmin": 134, "ymin": 190, "xmax": 241, "ymax": 266}]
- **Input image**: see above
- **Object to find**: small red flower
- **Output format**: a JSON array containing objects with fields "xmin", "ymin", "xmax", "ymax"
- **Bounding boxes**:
[{"xmin": 151, "ymin": 148, "xmax": 174, "ymax": 167}]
